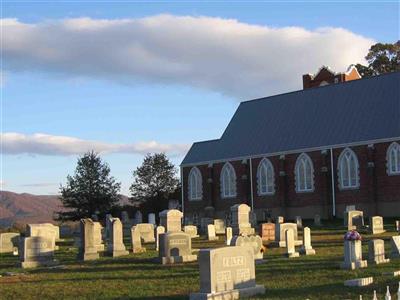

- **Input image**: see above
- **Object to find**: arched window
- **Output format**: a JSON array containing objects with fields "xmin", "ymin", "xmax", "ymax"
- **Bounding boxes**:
[
  {"xmin": 220, "ymin": 162, "xmax": 237, "ymax": 198},
  {"xmin": 387, "ymin": 142, "xmax": 400, "ymax": 175},
  {"xmin": 257, "ymin": 158, "xmax": 275, "ymax": 195},
  {"xmin": 338, "ymin": 148, "xmax": 359, "ymax": 189},
  {"xmin": 295, "ymin": 153, "xmax": 314, "ymax": 192},
  {"xmin": 188, "ymin": 167, "xmax": 202, "ymax": 201}
]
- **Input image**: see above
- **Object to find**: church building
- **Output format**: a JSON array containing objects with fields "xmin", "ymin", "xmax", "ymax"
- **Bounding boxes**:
[{"xmin": 180, "ymin": 66, "xmax": 400, "ymax": 221}]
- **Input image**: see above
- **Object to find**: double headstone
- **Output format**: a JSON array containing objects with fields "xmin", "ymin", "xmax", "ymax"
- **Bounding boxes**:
[
  {"xmin": 391, "ymin": 235, "xmax": 400, "ymax": 258},
  {"xmin": 299, "ymin": 227, "xmax": 315, "ymax": 255},
  {"xmin": 230, "ymin": 204, "xmax": 255, "ymax": 236},
  {"xmin": 0, "ymin": 232, "xmax": 20, "ymax": 254},
  {"xmin": 370, "ymin": 216, "xmax": 385, "ymax": 234},
  {"xmin": 158, "ymin": 232, "xmax": 197, "ymax": 264},
  {"xmin": 135, "ymin": 223, "xmax": 155, "ymax": 243},
  {"xmin": 131, "ymin": 226, "xmax": 146, "ymax": 253},
  {"xmin": 344, "ymin": 210, "xmax": 364, "ymax": 231},
  {"xmin": 159, "ymin": 209, "xmax": 183, "ymax": 232},
  {"xmin": 207, "ymin": 224, "xmax": 219, "ymax": 241},
  {"xmin": 107, "ymin": 218, "xmax": 129, "ymax": 257},
  {"xmin": 230, "ymin": 235, "xmax": 263, "ymax": 260},
  {"xmin": 78, "ymin": 218, "xmax": 100, "ymax": 261},
  {"xmin": 275, "ymin": 223, "xmax": 302, "ymax": 247},
  {"xmin": 189, "ymin": 246, "xmax": 265, "ymax": 300},
  {"xmin": 368, "ymin": 239, "xmax": 390, "ymax": 264}
]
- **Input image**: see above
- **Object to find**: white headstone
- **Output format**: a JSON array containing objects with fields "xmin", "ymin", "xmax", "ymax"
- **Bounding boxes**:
[
  {"xmin": 135, "ymin": 223, "xmax": 155, "ymax": 243},
  {"xmin": 159, "ymin": 209, "xmax": 183, "ymax": 232},
  {"xmin": 107, "ymin": 218, "xmax": 129, "ymax": 257},
  {"xmin": 184, "ymin": 225, "xmax": 199, "ymax": 238},
  {"xmin": 230, "ymin": 235, "xmax": 263, "ymax": 260},
  {"xmin": 26, "ymin": 223, "xmax": 60, "ymax": 241},
  {"xmin": 370, "ymin": 216, "xmax": 385, "ymax": 234},
  {"xmin": 225, "ymin": 227, "xmax": 233, "ymax": 246},
  {"xmin": 155, "ymin": 225, "xmax": 165, "ymax": 251},
  {"xmin": 131, "ymin": 226, "xmax": 146, "ymax": 253},
  {"xmin": 20, "ymin": 236, "xmax": 57, "ymax": 268},
  {"xmin": 158, "ymin": 232, "xmax": 197, "ymax": 264},
  {"xmin": 344, "ymin": 277, "xmax": 373, "ymax": 287},
  {"xmin": 299, "ymin": 227, "xmax": 315, "ymax": 255},
  {"xmin": 0, "ymin": 233, "xmax": 20, "ymax": 254},
  {"xmin": 276, "ymin": 216, "xmax": 284, "ymax": 224},
  {"xmin": 285, "ymin": 228, "xmax": 299, "ymax": 258},
  {"xmin": 230, "ymin": 204, "xmax": 255, "ymax": 236},
  {"xmin": 344, "ymin": 210, "xmax": 364, "ymax": 230},
  {"xmin": 368, "ymin": 239, "xmax": 389, "ymax": 264},
  {"xmin": 207, "ymin": 224, "xmax": 219, "ymax": 241},
  {"xmin": 213, "ymin": 219, "xmax": 226, "ymax": 235},
  {"xmin": 189, "ymin": 246, "xmax": 265, "ymax": 299},
  {"xmin": 93, "ymin": 222, "xmax": 105, "ymax": 252},
  {"xmin": 341, "ymin": 239, "xmax": 367, "ymax": 270},
  {"xmin": 275, "ymin": 223, "xmax": 302, "ymax": 247},
  {"xmin": 78, "ymin": 218, "xmax": 100, "ymax": 261}
]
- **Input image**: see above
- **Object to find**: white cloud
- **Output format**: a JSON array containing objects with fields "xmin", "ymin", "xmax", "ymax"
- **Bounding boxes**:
[
  {"xmin": 2, "ymin": 132, "xmax": 190, "ymax": 156},
  {"xmin": 2, "ymin": 15, "xmax": 374, "ymax": 99},
  {"xmin": 0, "ymin": 180, "xmax": 6, "ymax": 189}
]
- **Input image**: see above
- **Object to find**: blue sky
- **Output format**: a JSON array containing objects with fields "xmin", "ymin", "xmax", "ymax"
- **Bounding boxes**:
[{"xmin": 2, "ymin": 1, "xmax": 399, "ymax": 195}]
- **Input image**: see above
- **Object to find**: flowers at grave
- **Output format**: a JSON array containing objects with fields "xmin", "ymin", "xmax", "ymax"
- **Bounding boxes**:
[{"xmin": 344, "ymin": 230, "xmax": 362, "ymax": 241}]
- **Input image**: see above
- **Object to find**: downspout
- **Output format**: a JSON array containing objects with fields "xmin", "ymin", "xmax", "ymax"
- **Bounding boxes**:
[
  {"xmin": 330, "ymin": 148, "xmax": 336, "ymax": 217},
  {"xmin": 180, "ymin": 166, "xmax": 184, "ymax": 216},
  {"xmin": 249, "ymin": 158, "xmax": 254, "ymax": 210}
]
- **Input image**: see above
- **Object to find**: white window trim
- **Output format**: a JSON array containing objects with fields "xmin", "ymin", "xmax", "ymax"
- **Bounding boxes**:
[
  {"xmin": 294, "ymin": 153, "xmax": 315, "ymax": 193},
  {"xmin": 387, "ymin": 142, "xmax": 400, "ymax": 175},
  {"xmin": 188, "ymin": 166, "xmax": 203, "ymax": 201},
  {"xmin": 257, "ymin": 158, "xmax": 275, "ymax": 196},
  {"xmin": 337, "ymin": 148, "xmax": 360, "ymax": 190},
  {"xmin": 220, "ymin": 162, "xmax": 237, "ymax": 199}
]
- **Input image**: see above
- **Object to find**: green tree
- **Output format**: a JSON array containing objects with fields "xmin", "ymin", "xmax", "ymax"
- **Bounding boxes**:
[
  {"xmin": 56, "ymin": 151, "xmax": 121, "ymax": 221},
  {"xmin": 129, "ymin": 153, "xmax": 179, "ymax": 214},
  {"xmin": 356, "ymin": 41, "xmax": 399, "ymax": 77}
]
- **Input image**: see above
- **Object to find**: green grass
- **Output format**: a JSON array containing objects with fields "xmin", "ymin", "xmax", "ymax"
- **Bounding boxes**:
[{"xmin": 0, "ymin": 221, "xmax": 399, "ymax": 300}]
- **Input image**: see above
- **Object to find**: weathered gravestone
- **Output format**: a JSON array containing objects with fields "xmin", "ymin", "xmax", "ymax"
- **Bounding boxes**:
[
  {"xmin": 230, "ymin": 204, "xmax": 255, "ymax": 236},
  {"xmin": 105, "ymin": 214, "xmax": 113, "ymax": 242},
  {"xmin": 0, "ymin": 232, "xmax": 20, "ymax": 254},
  {"xmin": 259, "ymin": 223, "xmax": 275, "ymax": 244},
  {"xmin": 230, "ymin": 235, "xmax": 263, "ymax": 260},
  {"xmin": 368, "ymin": 239, "xmax": 390, "ymax": 264},
  {"xmin": 148, "ymin": 213, "xmax": 156, "ymax": 225},
  {"xmin": 184, "ymin": 225, "xmax": 199, "ymax": 238},
  {"xmin": 93, "ymin": 222, "xmax": 105, "ymax": 252},
  {"xmin": 370, "ymin": 216, "xmax": 385, "ymax": 234},
  {"xmin": 344, "ymin": 210, "xmax": 364, "ymax": 230},
  {"xmin": 27, "ymin": 223, "xmax": 60, "ymax": 250},
  {"xmin": 285, "ymin": 228, "xmax": 299, "ymax": 258},
  {"xmin": 214, "ymin": 219, "xmax": 226, "ymax": 235},
  {"xmin": 189, "ymin": 246, "xmax": 265, "ymax": 300},
  {"xmin": 275, "ymin": 223, "xmax": 302, "ymax": 247},
  {"xmin": 314, "ymin": 215, "xmax": 321, "ymax": 226},
  {"xmin": 276, "ymin": 216, "xmax": 284, "ymax": 224},
  {"xmin": 396, "ymin": 220, "xmax": 400, "ymax": 233},
  {"xmin": 159, "ymin": 209, "xmax": 183, "ymax": 232},
  {"xmin": 107, "ymin": 218, "xmax": 129, "ymax": 257},
  {"xmin": 131, "ymin": 226, "xmax": 146, "ymax": 253},
  {"xmin": 299, "ymin": 227, "xmax": 315, "ymax": 255},
  {"xmin": 158, "ymin": 232, "xmax": 197, "ymax": 264},
  {"xmin": 295, "ymin": 216, "xmax": 303, "ymax": 229},
  {"xmin": 135, "ymin": 223, "xmax": 155, "ymax": 243},
  {"xmin": 134, "ymin": 211, "xmax": 143, "ymax": 225},
  {"xmin": 20, "ymin": 236, "xmax": 57, "ymax": 268},
  {"xmin": 78, "ymin": 218, "xmax": 100, "ymax": 261},
  {"xmin": 155, "ymin": 225, "xmax": 165, "ymax": 251},
  {"xmin": 207, "ymin": 224, "xmax": 219, "ymax": 241},
  {"xmin": 121, "ymin": 211, "xmax": 132, "ymax": 238},
  {"xmin": 341, "ymin": 238, "xmax": 367, "ymax": 270},
  {"xmin": 226, "ymin": 227, "xmax": 233, "ymax": 246},
  {"xmin": 391, "ymin": 235, "xmax": 400, "ymax": 258}
]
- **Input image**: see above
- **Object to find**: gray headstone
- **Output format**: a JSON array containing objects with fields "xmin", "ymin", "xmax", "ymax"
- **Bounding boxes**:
[
  {"xmin": 107, "ymin": 218, "xmax": 129, "ymax": 257},
  {"xmin": 78, "ymin": 218, "xmax": 100, "ymax": 261},
  {"xmin": 20, "ymin": 236, "xmax": 57, "ymax": 268},
  {"xmin": 0, "ymin": 233, "xmax": 20, "ymax": 254},
  {"xmin": 341, "ymin": 240, "xmax": 367, "ymax": 270},
  {"xmin": 158, "ymin": 232, "xmax": 197, "ymax": 264},
  {"xmin": 299, "ymin": 227, "xmax": 315, "ymax": 255},
  {"xmin": 368, "ymin": 239, "xmax": 389, "ymax": 264}
]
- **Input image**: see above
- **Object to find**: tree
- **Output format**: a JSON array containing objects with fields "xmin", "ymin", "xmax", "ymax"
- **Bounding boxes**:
[
  {"xmin": 356, "ymin": 41, "xmax": 400, "ymax": 77},
  {"xmin": 56, "ymin": 151, "xmax": 121, "ymax": 221},
  {"xmin": 130, "ymin": 153, "xmax": 179, "ymax": 214}
]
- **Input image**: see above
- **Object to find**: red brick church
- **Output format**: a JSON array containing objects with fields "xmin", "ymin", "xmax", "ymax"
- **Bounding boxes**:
[{"xmin": 181, "ymin": 66, "xmax": 400, "ymax": 221}]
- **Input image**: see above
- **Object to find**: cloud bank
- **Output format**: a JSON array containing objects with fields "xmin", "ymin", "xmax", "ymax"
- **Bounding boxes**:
[
  {"xmin": 2, "ymin": 132, "xmax": 190, "ymax": 156},
  {"xmin": 3, "ymin": 15, "xmax": 374, "ymax": 98}
]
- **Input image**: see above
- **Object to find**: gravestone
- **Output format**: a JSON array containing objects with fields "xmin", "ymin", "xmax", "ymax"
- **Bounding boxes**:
[
  {"xmin": 226, "ymin": 227, "xmax": 233, "ymax": 246},
  {"xmin": 230, "ymin": 204, "xmax": 255, "ymax": 236},
  {"xmin": 91, "ymin": 214, "xmax": 99, "ymax": 222},
  {"xmin": 20, "ymin": 236, "xmax": 57, "ymax": 268},
  {"xmin": 295, "ymin": 216, "xmax": 303, "ymax": 229},
  {"xmin": 184, "ymin": 225, "xmax": 199, "ymax": 238},
  {"xmin": 27, "ymin": 223, "xmax": 60, "ymax": 250},
  {"xmin": 250, "ymin": 212, "xmax": 257, "ymax": 227},
  {"xmin": 134, "ymin": 211, "xmax": 143, "ymax": 225},
  {"xmin": 368, "ymin": 239, "xmax": 390, "ymax": 264},
  {"xmin": 148, "ymin": 213, "xmax": 156, "ymax": 225},
  {"xmin": 158, "ymin": 232, "xmax": 197, "ymax": 264},
  {"xmin": 344, "ymin": 277, "xmax": 373, "ymax": 287},
  {"xmin": 135, "ymin": 223, "xmax": 155, "ymax": 243},
  {"xmin": 121, "ymin": 211, "xmax": 132, "ymax": 238},
  {"xmin": 230, "ymin": 235, "xmax": 263, "ymax": 260},
  {"xmin": 259, "ymin": 223, "xmax": 275, "ymax": 244},
  {"xmin": 276, "ymin": 216, "xmax": 284, "ymax": 224},
  {"xmin": 155, "ymin": 225, "xmax": 165, "ymax": 251},
  {"xmin": 105, "ymin": 214, "xmax": 113, "ymax": 242},
  {"xmin": 214, "ymin": 219, "xmax": 226, "ymax": 235},
  {"xmin": 346, "ymin": 205, "xmax": 356, "ymax": 212},
  {"xmin": 131, "ymin": 226, "xmax": 146, "ymax": 253},
  {"xmin": 299, "ymin": 227, "xmax": 315, "ymax": 255},
  {"xmin": 391, "ymin": 235, "xmax": 400, "ymax": 258},
  {"xmin": 159, "ymin": 209, "xmax": 183, "ymax": 232},
  {"xmin": 314, "ymin": 215, "xmax": 321, "ymax": 226},
  {"xmin": 200, "ymin": 218, "xmax": 213, "ymax": 234},
  {"xmin": 107, "ymin": 218, "xmax": 129, "ymax": 257},
  {"xmin": 78, "ymin": 218, "xmax": 100, "ymax": 261},
  {"xmin": 285, "ymin": 228, "xmax": 299, "ymax": 258},
  {"xmin": 370, "ymin": 216, "xmax": 385, "ymax": 234},
  {"xmin": 275, "ymin": 223, "xmax": 302, "ymax": 247},
  {"xmin": 0, "ymin": 233, "xmax": 20, "ymax": 254},
  {"xmin": 207, "ymin": 224, "xmax": 219, "ymax": 241},
  {"xmin": 344, "ymin": 210, "xmax": 364, "ymax": 230},
  {"xmin": 189, "ymin": 246, "xmax": 265, "ymax": 300},
  {"xmin": 93, "ymin": 222, "xmax": 105, "ymax": 252},
  {"xmin": 341, "ymin": 239, "xmax": 367, "ymax": 270},
  {"xmin": 396, "ymin": 220, "xmax": 400, "ymax": 233}
]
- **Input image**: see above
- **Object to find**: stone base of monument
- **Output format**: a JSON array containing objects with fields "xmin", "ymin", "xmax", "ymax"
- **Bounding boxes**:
[
  {"xmin": 370, "ymin": 257, "xmax": 390, "ymax": 265},
  {"xmin": 110, "ymin": 250, "xmax": 129, "ymax": 257},
  {"xmin": 340, "ymin": 260, "xmax": 367, "ymax": 270},
  {"xmin": 344, "ymin": 277, "xmax": 373, "ymax": 287},
  {"xmin": 189, "ymin": 284, "xmax": 265, "ymax": 300},
  {"xmin": 79, "ymin": 252, "xmax": 100, "ymax": 261},
  {"xmin": 286, "ymin": 252, "xmax": 300, "ymax": 258},
  {"xmin": 132, "ymin": 247, "xmax": 146, "ymax": 254},
  {"xmin": 299, "ymin": 248, "xmax": 316, "ymax": 255},
  {"xmin": 20, "ymin": 259, "xmax": 59, "ymax": 269},
  {"xmin": 158, "ymin": 254, "xmax": 197, "ymax": 265}
]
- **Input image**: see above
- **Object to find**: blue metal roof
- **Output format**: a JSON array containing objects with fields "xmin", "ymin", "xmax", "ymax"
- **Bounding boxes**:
[{"xmin": 182, "ymin": 72, "xmax": 400, "ymax": 166}]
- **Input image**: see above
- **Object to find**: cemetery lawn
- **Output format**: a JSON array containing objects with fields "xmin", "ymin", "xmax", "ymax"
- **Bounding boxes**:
[{"xmin": 0, "ymin": 220, "xmax": 399, "ymax": 300}]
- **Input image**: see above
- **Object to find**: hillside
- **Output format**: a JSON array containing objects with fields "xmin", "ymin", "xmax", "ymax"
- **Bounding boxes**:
[{"xmin": 0, "ymin": 191, "xmax": 130, "ymax": 227}]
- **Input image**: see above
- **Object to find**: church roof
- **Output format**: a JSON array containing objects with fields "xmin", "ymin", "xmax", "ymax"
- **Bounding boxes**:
[{"xmin": 181, "ymin": 72, "xmax": 400, "ymax": 166}]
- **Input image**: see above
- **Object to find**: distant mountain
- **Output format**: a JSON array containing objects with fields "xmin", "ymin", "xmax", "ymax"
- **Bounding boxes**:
[{"xmin": 0, "ymin": 191, "xmax": 131, "ymax": 227}]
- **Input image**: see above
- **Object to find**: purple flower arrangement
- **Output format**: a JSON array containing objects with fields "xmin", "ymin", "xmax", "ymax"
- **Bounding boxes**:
[{"xmin": 344, "ymin": 230, "xmax": 362, "ymax": 241}]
